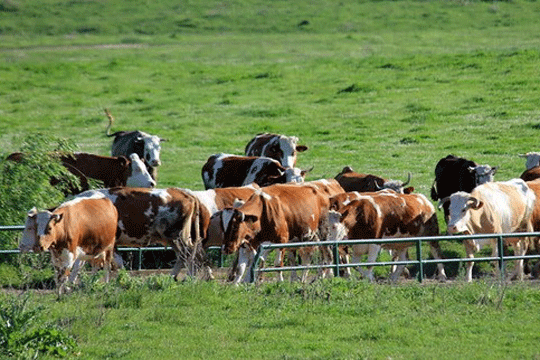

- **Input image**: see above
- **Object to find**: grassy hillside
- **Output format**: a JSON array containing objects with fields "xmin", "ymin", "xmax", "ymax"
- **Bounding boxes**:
[{"xmin": 2, "ymin": 1, "xmax": 540, "ymax": 358}]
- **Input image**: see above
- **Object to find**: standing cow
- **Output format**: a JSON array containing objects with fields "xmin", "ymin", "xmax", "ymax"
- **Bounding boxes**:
[
  {"xmin": 105, "ymin": 109, "xmax": 165, "ymax": 181},
  {"xmin": 440, "ymin": 179, "xmax": 535, "ymax": 282},
  {"xmin": 76, "ymin": 187, "xmax": 208, "ymax": 280},
  {"xmin": 245, "ymin": 133, "xmax": 308, "ymax": 168},
  {"xmin": 201, "ymin": 153, "xmax": 307, "ymax": 190},
  {"xmin": 19, "ymin": 197, "xmax": 118, "ymax": 294},
  {"xmin": 328, "ymin": 190, "xmax": 446, "ymax": 282},
  {"xmin": 221, "ymin": 184, "xmax": 332, "ymax": 284},
  {"xmin": 430, "ymin": 154, "xmax": 498, "ymax": 221}
]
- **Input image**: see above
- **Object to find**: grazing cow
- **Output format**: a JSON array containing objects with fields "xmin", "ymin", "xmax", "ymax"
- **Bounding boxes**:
[
  {"xmin": 221, "ymin": 184, "xmax": 331, "ymax": 284},
  {"xmin": 334, "ymin": 166, "xmax": 413, "ymax": 194},
  {"xmin": 76, "ymin": 187, "xmax": 208, "ymax": 280},
  {"xmin": 430, "ymin": 154, "xmax": 498, "ymax": 221},
  {"xmin": 440, "ymin": 179, "xmax": 535, "ymax": 282},
  {"xmin": 60, "ymin": 152, "xmax": 155, "ymax": 188},
  {"xmin": 328, "ymin": 191, "xmax": 447, "ymax": 282},
  {"xmin": 201, "ymin": 154, "xmax": 307, "ymax": 190},
  {"xmin": 105, "ymin": 109, "xmax": 165, "ymax": 181},
  {"xmin": 19, "ymin": 197, "xmax": 118, "ymax": 294},
  {"xmin": 244, "ymin": 133, "xmax": 308, "ymax": 168}
]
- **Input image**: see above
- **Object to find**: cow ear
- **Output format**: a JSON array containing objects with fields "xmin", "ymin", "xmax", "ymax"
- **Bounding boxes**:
[
  {"xmin": 244, "ymin": 214, "xmax": 258, "ymax": 224},
  {"xmin": 118, "ymin": 156, "xmax": 129, "ymax": 167},
  {"xmin": 52, "ymin": 214, "xmax": 63, "ymax": 224},
  {"xmin": 135, "ymin": 136, "xmax": 144, "ymax": 143},
  {"xmin": 28, "ymin": 207, "xmax": 38, "ymax": 218},
  {"xmin": 403, "ymin": 186, "xmax": 415, "ymax": 194},
  {"xmin": 296, "ymin": 145, "xmax": 308, "ymax": 152},
  {"xmin": 471, "ymin": 199, "xmax": 483, "ymax": 210}
]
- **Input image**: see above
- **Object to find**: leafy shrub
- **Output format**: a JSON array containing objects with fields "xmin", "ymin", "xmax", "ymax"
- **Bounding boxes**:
[
  {"xmin": 0, "ymin": 293, "xmax": 77, "ymax": 358},
  {"xmin": 0, "ymin": 133, "xmax": 80, "ymax": 251}
]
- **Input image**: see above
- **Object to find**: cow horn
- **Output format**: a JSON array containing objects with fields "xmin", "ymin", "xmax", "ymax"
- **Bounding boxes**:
[
  {"xmin": 438, "ymin": 196, "xmax": 451, "ymax": 209},
  {"xmin": 491, "ymin": 166, "xmax": 499, "ymax": 174},
  {"xmin": 402, "ymin": 172, "xmax": 412, "ymax": 186},
  {"xmin": 518, "ymin": 153, "xmax": 528, "ymax": 158}
]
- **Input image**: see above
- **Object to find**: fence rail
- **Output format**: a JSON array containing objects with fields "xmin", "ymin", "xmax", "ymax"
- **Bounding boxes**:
[
  {"xmin": 3, "ymin": 225, "xmax": 540, "ymax": 282},
  {"xmin": 249, "ymin": 232, "xmax": 540, "ymax": 283}
]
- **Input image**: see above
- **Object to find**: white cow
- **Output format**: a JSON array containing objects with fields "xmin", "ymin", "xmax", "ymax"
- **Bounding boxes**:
[{"xmin": 442, "ymin": 179, "xmax": 536, "ymax": 282}]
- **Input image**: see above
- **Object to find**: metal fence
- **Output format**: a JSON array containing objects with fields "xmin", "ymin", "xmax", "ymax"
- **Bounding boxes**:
[
  {"xmin": 0, "ymin": 225, "xmax": 225, "ymax": 270},
  {"xmin": 248, "ymin": 232, "xmax": 540, "ymax": 283},
  {"xmin": 3, "ymin": 225, "xmax": 540, "ymax": 282}
]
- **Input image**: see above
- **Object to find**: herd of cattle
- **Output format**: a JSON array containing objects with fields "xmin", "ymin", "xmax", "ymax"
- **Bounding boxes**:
[{"xmin": 11, "ymin": 116, "xmax": 540, "ymax": 293}]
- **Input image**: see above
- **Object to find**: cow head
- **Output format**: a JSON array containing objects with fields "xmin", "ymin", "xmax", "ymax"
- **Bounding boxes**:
[
  {"xmin": 136, "ymin": 134, "xmax": 165, "ymax": 168},
  {"xmin": 221, "ymin": 208, "xmax": 260, "ymax": 255},
  {"xmin": 19, "ymin": 207, "xmax": 39, "ymax": 252},
  {"xmin": 126, "ymin": 153, "xmax": 156, "ymax": 188},
  {"xmin": 379, "ymin": 173, "xmax": 412, "ymax": 194},
  {"xmin": 284, "ymin": 167, "xmax": 310, "ymax": 183},
  {"xmin": 468, "ymin": 165, "xmax": 498, "ymax": 185},
  {"xmin": 327, "ymin": 209, "xmax": 349, "ymax": 242},
  {"xmin": 21, "ymin": 209, "xmax": 64, "ymax": 252},
  {"xmin": 440, "ymin": 192, "xmax": 483, "ymax": 235},
  {"xmin": 519, "ymin": 152, "xmax": 540, "ymax": 170},
  {"xmin": 272, "ymin": 136, "xmax": 308, "ymax": 168}
]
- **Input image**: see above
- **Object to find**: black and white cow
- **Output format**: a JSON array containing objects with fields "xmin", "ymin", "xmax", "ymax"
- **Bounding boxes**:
[
  {"xmin": 430, "ymin": 155, "xmax": 498, "ymax": 221},
  {"xmin": 245, "ymin": 133, "xmax": 308, "ymax": 168},
  {"xmin": 105, "ymin": 109, "xmax": 165, "ymax": 181},
  {"xmin": 201, "ymin": 153, "xmax": 307, "ymax": 190}
]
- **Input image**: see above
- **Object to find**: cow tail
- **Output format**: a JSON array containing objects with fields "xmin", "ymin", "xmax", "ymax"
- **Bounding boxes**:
[
  {"xmin": 104, "ymin": 108, "xmax": 115, "ymax": 137},
  {"xmin": 430, "ymin": 179, "xmax": 438, "ymax": 201}
]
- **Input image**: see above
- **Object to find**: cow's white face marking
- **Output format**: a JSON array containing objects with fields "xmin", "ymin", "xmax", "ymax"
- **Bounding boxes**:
[
  {"xmin": 142, "ymin": 135, "xmax": 162, "ymax": 167},
  {"xmin": 447, "ymin": 192, "xmax": 474, "ymax": 234},
  {"xmin": 328, "ymin": 210, "xmax": 348, "ymax": 241},
  {"xmin": 473, "ymin": 165, "xmax": 496, "ymax": 184},
  {"xmin": 278, "ymin": 136, "xmax": 298, "ymax": 168},
  {"xmin": 126, "ymin": 153, "xmax": 155, "ymax": 188},
  {"xmin": 19, "ymin": 211, "xmax": 38, "ymax": 252},
  {"xmin": 524, "ymin": 152, "xmax": 540, "ymax": 170},
  {"xmin": 221, "ymin": 209, "xmax": 235, "ymax": 232},
  {"xmin": 284, "ymin": 167, "xmax": 305, "ymax": 183}
]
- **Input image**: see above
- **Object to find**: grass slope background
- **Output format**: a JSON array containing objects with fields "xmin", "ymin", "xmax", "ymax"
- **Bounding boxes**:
[{"xmin": 2, "ymin": 1, "xmax": 540, "ymax": 358}]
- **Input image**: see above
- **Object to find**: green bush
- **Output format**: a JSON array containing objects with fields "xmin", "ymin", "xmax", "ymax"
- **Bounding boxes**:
[{"xmin": 0, "ymin": 134, "xmax": 80, "ymax": 251}]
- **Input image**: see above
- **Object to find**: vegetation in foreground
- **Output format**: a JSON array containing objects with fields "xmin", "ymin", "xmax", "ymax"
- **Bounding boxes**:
[{"xmin": 1, "ymin": 274, "xmax": 540, "ymax": 359}]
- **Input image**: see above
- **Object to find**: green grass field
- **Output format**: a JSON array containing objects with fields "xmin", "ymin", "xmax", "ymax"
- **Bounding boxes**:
[{"xmin": 2, "ymin": 0, "xmax": 540, "ymax": 358}]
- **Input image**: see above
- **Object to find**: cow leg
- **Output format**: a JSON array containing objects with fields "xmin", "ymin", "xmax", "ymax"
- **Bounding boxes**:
[
  {"xmin": 274, "ymin": 249, "xmax": 285, "ymax": 282},
  {"xmin": 428, "ymin": 241, "xmax": 447, "ymax": 282},
  {"xmin": 389, "ymin": 248, "xmax": 408, "ymax": 282},
  {"xmin": 511, "ymin": 240, "xmax": 528, "ymax": 281},
  {"xmin": 357, "ymin": 244, "xmax": 380, "ymax": 282},
  {"xmin": 464, "ymin": 241, "xmax": 476, "ymax": 282},
  {"xmin": 298, "ymin": 247, "xmax": 313, "ymax": 283},
  {"xmin": 341, "ymin": 246, "xmax": 352, "ymax": 279},
  {"xmin": 235, "ymin": 246, "xmax": 255, "ymax": 284}
]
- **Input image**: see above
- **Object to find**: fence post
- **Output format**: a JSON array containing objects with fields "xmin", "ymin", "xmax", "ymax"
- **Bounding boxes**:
[
  {"xmin": 138, "ymin": 248, "xmax": 143, "ymax": 271},
  {"xmin": 416, "ymin": 239, "xmax": 424, "ymax": 283},
  {"xmin": 333, "ymin": 243, "xmax": 340, "ymax": 277},
  {"xmin": 497, "ymin": 235, "xmax": 505, "ymax": 281}
]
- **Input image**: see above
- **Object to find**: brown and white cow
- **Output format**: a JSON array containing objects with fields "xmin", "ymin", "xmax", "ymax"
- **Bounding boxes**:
[
  {"xmin": 19, "ymin": 196, "xmax": 118, "ymax": 294},
  {"xmin": 519, "ymin": 152, "xmax": 540, "ymax": 182},
  {"xmin": 328, "ymin": 190, "xmax": 446, "ymax": 282},
  {"xmin": 221, "ymin": 184, "xmax": 331, "ymax": 284},
  {"xmin": 334, "ymin": 166, "xmax": 413, "ymax": 194},
  {"xmin": 245, "ymin": 133, "xmax": 308, "ymax": 168},
  {"xmin": 75, "ymin": 187, "xmax": 208, "ymax": 280},
  {"xmin": 60, "ymin": 152, "xmax": 156, "ymax": 188},
  {"xmin": 201, "ymin": 153, "xmax": 307, "ymax": 190},
  {"xmin": 440, "ymin": 179, "xmax": 536, "ymax": 282}
]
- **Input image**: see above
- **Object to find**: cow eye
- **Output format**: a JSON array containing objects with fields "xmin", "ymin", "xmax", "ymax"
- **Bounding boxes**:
[{"xmin": 251, "ymin": 166, "xmax": 258, "ymax": 173}]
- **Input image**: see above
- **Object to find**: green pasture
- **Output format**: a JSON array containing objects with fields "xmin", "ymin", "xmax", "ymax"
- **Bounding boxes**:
[{"xmin": 2, "ymin": 0, "xmax": 540, "ymax": 358}]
